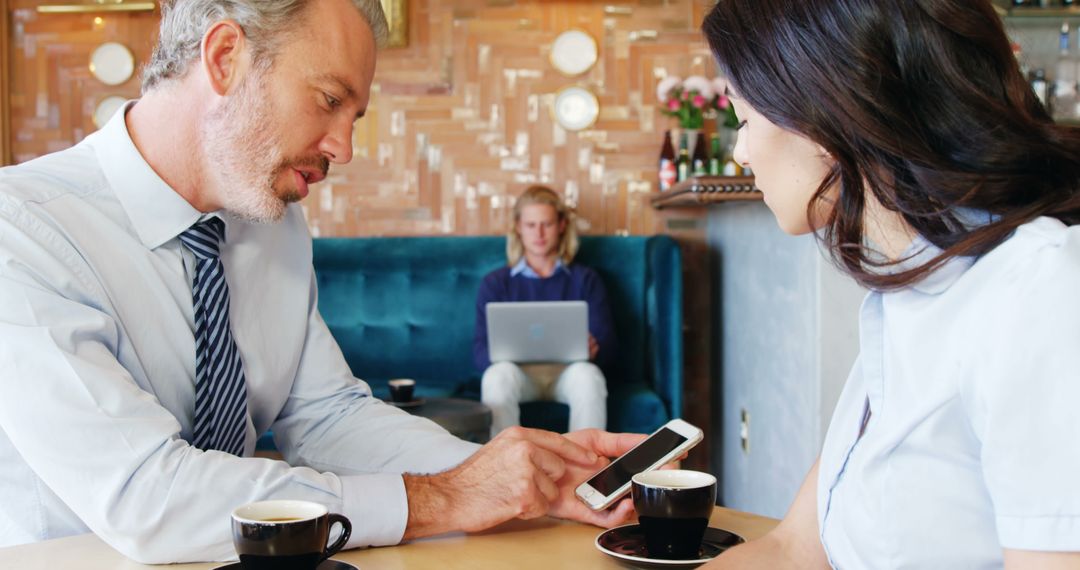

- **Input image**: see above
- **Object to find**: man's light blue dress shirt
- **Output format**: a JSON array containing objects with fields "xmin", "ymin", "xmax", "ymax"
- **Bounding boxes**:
[
  {"xmin": 818, "ymin": 217, "xmax": 1080, "ymax": 568},
  {"xmin": 509, "ymin": 257, "xmax": 570, "ymax": 278},
  {"xmin": 0, "ymin": 104, "xmax": 479, "ymax": 562}
]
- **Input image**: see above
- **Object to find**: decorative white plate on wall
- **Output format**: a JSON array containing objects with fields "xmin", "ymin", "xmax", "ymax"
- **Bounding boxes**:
[
  {"xmin": 550, "ymin": 30, "xmax": 598, "ymax": 76},
  {"xmin": 93, "ymin": 95, "xmax": 127, "ymax": 129},
  {"xmin": 552, "ymin": 86, "xmax": 599, "ymax": 131},
  {"xmin": 89, "ymin": 42, "xmax": 135, "ymax": 86}
]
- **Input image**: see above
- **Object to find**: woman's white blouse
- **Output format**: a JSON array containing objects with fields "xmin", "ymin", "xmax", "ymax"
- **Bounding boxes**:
[{"xmin": 818, "ymin": 217, "xmax": 1080, "ymax": 569}]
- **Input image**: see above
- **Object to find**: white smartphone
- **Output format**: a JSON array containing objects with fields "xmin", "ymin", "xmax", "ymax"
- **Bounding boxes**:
[{"xmin": 575, "ymin": 418, "xmax": 704, "ymax": 511}]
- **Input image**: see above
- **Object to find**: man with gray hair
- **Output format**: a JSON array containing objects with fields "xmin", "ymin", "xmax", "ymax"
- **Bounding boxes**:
[{"xmin": 0, "ymin": 0, "xmax": 639, "ymax": 563}]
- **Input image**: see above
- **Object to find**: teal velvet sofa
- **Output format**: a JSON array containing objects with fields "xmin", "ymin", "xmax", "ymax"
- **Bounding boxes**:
[{"xmin": 311, "ymin": 235, "xmax": 683, "ymax": 435}]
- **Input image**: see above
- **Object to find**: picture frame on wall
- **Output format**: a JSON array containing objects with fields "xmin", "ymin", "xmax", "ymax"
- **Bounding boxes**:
[{"xmin": 380, "ymin": 0, "xmax": 408, "ymax": 48}]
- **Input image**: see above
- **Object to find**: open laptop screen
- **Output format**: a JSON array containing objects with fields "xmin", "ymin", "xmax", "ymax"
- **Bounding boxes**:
[{"xmin": 486, "ymin": 301, "xmax": 589, "ymax": 363}]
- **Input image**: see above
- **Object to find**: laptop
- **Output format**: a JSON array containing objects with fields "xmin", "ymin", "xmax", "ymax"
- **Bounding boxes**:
[{"xmin": 486, "ymin": 301, "xmax": 589, "ymax": 363}]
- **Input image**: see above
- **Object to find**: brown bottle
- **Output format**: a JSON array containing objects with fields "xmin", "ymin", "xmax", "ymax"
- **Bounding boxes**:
[
  {"xmin": 658, "ymin": 130, "xmax": 677, "ymax": 191},
  {"xmin": 692, "ymin": 132, "xmax": 708, "ymax": 176}
]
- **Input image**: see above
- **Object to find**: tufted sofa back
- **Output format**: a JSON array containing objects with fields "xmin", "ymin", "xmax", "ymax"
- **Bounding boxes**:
[{"xmin": 312, "ymin": 235, "xmax": 682, "ymax": 433}]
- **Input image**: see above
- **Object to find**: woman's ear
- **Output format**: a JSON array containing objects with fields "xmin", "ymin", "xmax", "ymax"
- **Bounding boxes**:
[
  {"xmin": 201, "ymin": 20, "xmax": 248, "ymax": 96},
  {"xmin": 816, "ymin": 143, "xmax": 835, "ymax": 162}
]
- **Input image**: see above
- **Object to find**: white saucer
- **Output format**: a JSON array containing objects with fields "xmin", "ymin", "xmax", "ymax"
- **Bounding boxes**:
[
  {"xmin": 550, "ymin": 29, "xmax": 598, "ymax": 76},
  {"xmin": 552, "ymin": 86, "xmax": 599, "ymax": 131},
  {"xmin": 595, "ymin": 524, "xmax": 744, "ymax": 568},
  {"xmin": 89, "ymin": 42, "xmax": 134, "ymax": 86}
]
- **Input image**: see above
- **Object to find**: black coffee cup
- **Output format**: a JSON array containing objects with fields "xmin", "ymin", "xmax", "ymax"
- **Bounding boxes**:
[
  {"xmin": 631, "ymin": 470, "xmax": 717, "ymax": 560},
  {"xmin": 388, "ymin": 378, "xmax": 416, "ymax": 403},
  {"xmin": 231, "ymin": 500, "xmax": 351, "ymax": 570}
]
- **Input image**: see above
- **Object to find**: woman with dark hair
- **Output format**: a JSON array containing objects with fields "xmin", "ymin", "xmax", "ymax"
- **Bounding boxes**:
[{"xmin": 701, "ymin": 0, "xmax": 1080, "ymax": 568}]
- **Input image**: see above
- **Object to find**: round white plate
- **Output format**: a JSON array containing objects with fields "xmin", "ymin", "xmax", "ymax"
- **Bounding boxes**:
[
  {"xmin": 89, "ymin": 42, "xmax": 135, "ymax": 86},
  {"xmin": 92, "ymin": 95, "xmax": 127, "ymax": 129},
  {"xmin": 550, "ymin": 29, "xmax": 598, "ymax": 76},
  {"xmin": 552, "ymin": 86, "xmax": 599, "ymax": 131}
]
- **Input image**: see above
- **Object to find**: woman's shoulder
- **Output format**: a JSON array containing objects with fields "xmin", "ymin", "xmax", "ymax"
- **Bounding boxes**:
[
  {"xmin": 954, "ymin": 216, "xmax": 1080, "ymax": 341},
  {"xmin": 978, "ymin": 217, "xmax": 1080, "ymax": 292},
  {"xmin": 953, "ymin": 218, "xmax": 1080, "ymax": 416}
]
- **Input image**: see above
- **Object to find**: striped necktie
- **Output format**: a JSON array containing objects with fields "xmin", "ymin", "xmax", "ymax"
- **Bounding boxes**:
[{"xmin": 179, "ymin": 217, "xmax": 248, "ymax": 456}]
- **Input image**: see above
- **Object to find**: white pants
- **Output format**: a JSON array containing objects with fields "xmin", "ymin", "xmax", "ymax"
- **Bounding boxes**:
[{"xmin": 481, "ymin": 361, "xmax": 607, "ymax": 437}]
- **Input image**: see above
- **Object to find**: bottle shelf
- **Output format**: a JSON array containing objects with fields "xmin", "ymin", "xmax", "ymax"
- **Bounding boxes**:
[
  {"xmin": 1001, "ymin": 6, "xmax": 1080, "ymax": 19},
  {"xmin": 651, "ymin": 176, "xmax": 762, "ymax": 209}
]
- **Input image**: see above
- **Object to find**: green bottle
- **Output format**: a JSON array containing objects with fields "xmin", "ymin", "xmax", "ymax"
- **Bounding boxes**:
[
  {"xmin": 708, "ymin": 134, "xmax": 722, "ymax": 176},
  {"xmin": 676, "ymin": 132, "xmax": 691, "ymax": 182}
]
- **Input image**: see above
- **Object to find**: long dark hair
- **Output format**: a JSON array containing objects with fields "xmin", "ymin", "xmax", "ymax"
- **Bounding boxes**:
[{"xmin": 703, "ymin": 0, "xmax": 1080, "ymax": 289}]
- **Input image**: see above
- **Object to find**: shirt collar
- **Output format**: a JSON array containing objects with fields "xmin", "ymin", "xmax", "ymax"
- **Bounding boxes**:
[
  {"xmin": 510, "ymin": 257, "xmax": 570, "ymax": 278},
  {"xmin": 893, "ymin": 237, "xmax": 971, "ymax": 295},
  {"xmin": 899, "ymin": 209, "xmax": 993, "ymax": 295},
  {"xmin": 87, "ymin": 100, "xmax": 212, "ymax": 250}
]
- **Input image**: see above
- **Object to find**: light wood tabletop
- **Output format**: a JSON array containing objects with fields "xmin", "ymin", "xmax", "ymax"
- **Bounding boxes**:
[{"xmin": 0, "ymin": 506, "xmax": 778, "ymax": 569}]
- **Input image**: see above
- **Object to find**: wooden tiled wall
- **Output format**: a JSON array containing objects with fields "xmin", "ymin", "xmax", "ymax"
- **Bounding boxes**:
[
  {"xmin": 1, "ymin": 0, "xmax": 10, "ymax": 165},
  {"xmin": 4, "ymin": 0, "xmax": 718, "ymax": 238},
  {"xmin": 5, "ymin": 0, "xmax": 158, "ymax": 162},
  {"xmin": 314, "ymin": 0, "xmax": 716, "ymax": 237}
]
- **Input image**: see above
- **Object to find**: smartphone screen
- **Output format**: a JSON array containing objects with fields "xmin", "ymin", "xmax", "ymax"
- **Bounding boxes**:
[{"xmin": 585, "ymin": 427, "xmax": 688, "ymax": 496}]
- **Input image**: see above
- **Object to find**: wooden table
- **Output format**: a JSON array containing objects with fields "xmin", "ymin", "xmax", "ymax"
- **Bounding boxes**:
[{"xmin": 0, "ymin": 507, "xmax": 777, "ymax": 569}]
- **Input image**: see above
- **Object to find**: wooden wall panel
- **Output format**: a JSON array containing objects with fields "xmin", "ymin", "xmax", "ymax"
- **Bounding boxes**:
[
  {"xmin": 4, "ymin": 0, "xmax": 718, "ymax": 238},
  {"xmin": 6, "ymin": 1, "xmax": 158, "ymax": 163},
  {"xmin": 1, "ymin": 0, "xmax": 10, "ymax": 165},
  {"xmin": 312, "ymin": 0, "xmax": 718, "ymax": 237}
]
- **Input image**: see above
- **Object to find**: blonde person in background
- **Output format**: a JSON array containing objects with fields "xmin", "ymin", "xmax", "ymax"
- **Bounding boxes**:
[{"xmin": 474, "ymin": 186, "xmax": 617, "ymax": 437}]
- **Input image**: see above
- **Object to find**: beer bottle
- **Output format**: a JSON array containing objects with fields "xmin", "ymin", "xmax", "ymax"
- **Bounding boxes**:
[
  {"xmin": 658, "ymin": 131, "xmax": 677, "ymax": 191},
  {"xmin": 676, "ymin": 132, "xmax": 691, "ymax": 182},
  {"xmin": 708, "ymin": 133, "xmax": 722, "ymax": 176},
  {"xmin": 692, "ymin": 132, "xmax": 708, "ymax": 177}
]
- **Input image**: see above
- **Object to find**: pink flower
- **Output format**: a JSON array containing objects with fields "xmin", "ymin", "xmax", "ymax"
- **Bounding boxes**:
[
  {"xmin": 716, "ymin": 95, "xmax": 730, "ymax": 109},
  {"xmin": 682, "ymin": 90, "xmax": 689, "ymax": 101},
  {"xmin": 667, "ymin": 99, "xmax": 681, "ymax": 111},
  {"xmin": 692, "ymin": 95, "xmax": 707, "ymax": 109}
]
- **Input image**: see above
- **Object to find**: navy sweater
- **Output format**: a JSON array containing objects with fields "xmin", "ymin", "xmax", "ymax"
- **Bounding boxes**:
[{"xmin": 473, "ymin": 263, "xmax": 617, "ymax": 373}]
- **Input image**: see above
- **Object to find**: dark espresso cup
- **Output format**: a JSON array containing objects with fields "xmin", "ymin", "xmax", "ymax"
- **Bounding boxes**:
[
  {"xmin": 631, "ymin": 470, "xmax": 717, "ymax": 560},
  {"xmin": 231, "ymin": 500, "xmax": 351, "ymax": 570},
  {"xmin": 388, "ymin": 378, "xmax": 416, "ymax": 403}
]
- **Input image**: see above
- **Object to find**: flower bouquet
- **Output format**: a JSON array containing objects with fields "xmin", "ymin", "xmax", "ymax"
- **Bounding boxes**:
[{"xmin": 656, "ymin": 75, "xmax": 740, "ymax": 130}]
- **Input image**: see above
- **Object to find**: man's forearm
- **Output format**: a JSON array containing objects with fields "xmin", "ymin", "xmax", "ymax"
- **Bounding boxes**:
[{"xmin": 401, "ymin": 473, "xmax": 458, "ymax": 540}]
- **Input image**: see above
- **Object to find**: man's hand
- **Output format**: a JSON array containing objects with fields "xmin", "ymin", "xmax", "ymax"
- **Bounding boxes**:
[
  {"xmin": 588, "ymin": 334, "xmax": 599, "ymax": 361},
  {"xmin": 402, "ymin": 426, "xmax": 599, "ymax": 539},
  {"xmin": 545, "ymin": 428, "xmax": 646, "ymax": 528},
  {"xmin": 401, "ymin": 427, "xmax": 646, "ymax": 540}
]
